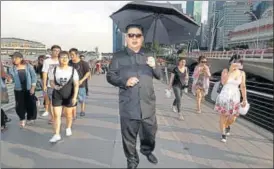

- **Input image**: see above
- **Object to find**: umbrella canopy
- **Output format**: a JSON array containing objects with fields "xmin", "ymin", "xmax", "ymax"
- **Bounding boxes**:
[{"xmin": 110, "ymin": 1, "xmax": 200, "ymax": 45}]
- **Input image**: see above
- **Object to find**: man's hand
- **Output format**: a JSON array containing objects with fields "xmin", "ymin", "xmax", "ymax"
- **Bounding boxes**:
[
  {"xmin": 146, "ymin": 56, "xmax": 156, "ymax": 68},
  {"xmin": 30, "ymin": 87, "xmax": 35, "ymax": 95},
  {"xmin": 43, "ymin": 86, "xmax": 47, "ymax": 92},
  {"xmin": 126, "ymin": 77, "xmax": 139, "ymax": 87}
]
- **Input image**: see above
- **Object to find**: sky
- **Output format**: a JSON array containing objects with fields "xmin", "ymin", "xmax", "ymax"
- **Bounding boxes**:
[{"xmin": 1, "ymin": 1, "xmax": 208, "ymax": 53}]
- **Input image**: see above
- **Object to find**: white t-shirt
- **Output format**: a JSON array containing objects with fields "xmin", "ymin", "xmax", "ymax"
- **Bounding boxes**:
[
  {"xmin": 48, "ymin": 66, "xmax": 79, "ymax": 86},
  {"xmin": 42, "ymin": 58, "xmax": 59, "ymax": 87}
]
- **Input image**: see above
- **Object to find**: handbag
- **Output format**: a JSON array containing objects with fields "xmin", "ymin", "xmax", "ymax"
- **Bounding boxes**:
[
  {"xmin": 165, "ymin": 89, "xmax": 172, "ymax": 98},
  {"xmin": 1, "ymin": 78, "xmax": 9, "ymax": 104},
  {"xmin": 239, "ymin": 101, "xmax": 250, "ymax": 116},
  {"xmin": 217, "ymin": 83, "xmax": 223, "ymax": 94}
]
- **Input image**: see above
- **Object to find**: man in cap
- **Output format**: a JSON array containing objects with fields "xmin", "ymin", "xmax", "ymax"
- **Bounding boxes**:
[{"xmin": 106, "ymin": 24, "xmax": 161, "ymax": 169}]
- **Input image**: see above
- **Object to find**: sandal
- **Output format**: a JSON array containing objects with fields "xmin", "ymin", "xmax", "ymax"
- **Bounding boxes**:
[
  {"xmin": 20, "ymin": 120, "xmax": 26, "ymax": 128},
  {"xmin": 48, "ymin": 120, "xmax": 54, "ymax": 124},
  {"xmin": 1, "ymin": 125, "xmax": 8, "ymax": 132}
]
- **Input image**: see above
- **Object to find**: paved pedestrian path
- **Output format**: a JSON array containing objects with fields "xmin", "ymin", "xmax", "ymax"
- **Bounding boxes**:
[{"xmin": 1, "ymin": 75, "xmax": 273, "ymax": 168}]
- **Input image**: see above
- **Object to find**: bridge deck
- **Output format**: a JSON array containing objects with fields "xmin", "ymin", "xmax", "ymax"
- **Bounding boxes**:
[{"xmin": 1, "ymin": 75, "xmax": 273, "ymax": 168}]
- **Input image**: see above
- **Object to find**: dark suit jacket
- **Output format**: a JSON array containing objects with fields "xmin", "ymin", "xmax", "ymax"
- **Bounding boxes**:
[{"xmin": 106, "ymin": 47, "xmax": 161, "ymax": 120}]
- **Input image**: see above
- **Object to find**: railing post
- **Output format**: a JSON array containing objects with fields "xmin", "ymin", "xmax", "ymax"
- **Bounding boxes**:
[{"xmin": 164, "ymin": 66, "xmax": 169, "ymax": 84}]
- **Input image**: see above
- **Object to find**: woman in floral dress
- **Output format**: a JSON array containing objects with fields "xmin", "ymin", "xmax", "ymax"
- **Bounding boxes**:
[
  {"xmin": 214, "ymin": 54, "xmax": 247, "ymax": 143},
  {"xmin": 192, "ymin": 55, "xmax": 211, "ymax": 113}
]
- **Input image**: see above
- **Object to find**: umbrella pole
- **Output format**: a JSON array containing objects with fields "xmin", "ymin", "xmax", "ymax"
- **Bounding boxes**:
[{"xmin": 152, "ymin": 15, "xmax": 158, "ymax": 58}]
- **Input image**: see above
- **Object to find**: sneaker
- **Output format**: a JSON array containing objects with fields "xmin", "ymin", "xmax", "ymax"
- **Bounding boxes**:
[
  {"xmin": 80, "ymin": 112, "xmax": 85, "ymax": 117},
  {"xmin": 225, "ymin": 126, "xmax": 231, "ymax": 136},
  {"xmin": 26, "ymin": 120, "xmax": 35, "ymax": 125},
  {"xmin": 49, "ymin": 134, "xmax": 61, "ymax": 143},
  {"xmin": 172, "ymin": 106, "xmax": 177, "ymax": 113},
  {"xmin": 66, "ymin": 128, "xmax": 72, "ymax": 136},
  {"xmin": 41, "ymin": 111, "xmax": 49, "ymax": 117},
  {"xmin": 221, "ymin": 134, "xmax": 227, "ymax": 143},
  {"xmin": 178, "ymin": 113, "xmax": 184, "ymax": 120}
]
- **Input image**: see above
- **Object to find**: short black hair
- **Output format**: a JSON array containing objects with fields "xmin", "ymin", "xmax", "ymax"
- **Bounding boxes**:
[
  {"xmin": 198, "ymin": 55, "xmax": 207, "ymax": 63},
  {"xmin": 125, "ymin": 24, "xmax": 144, "ymax": 34},
  {"xmin": 69, "ymin": 48, "xmax": 79, "ymax": 55},
  {"xmin": 178, "ymin": 57, "xmax": 186, "ymax": 62},
  {"xmin": 51, "ymin": 45, "xmax": 61, "ymax": 51},
  {"xmin": 58, "ymin": 51, "xmax": 70, "ymax": 58},
  {"xmin": 229, "ymin": 54, "xmax": 243, "ymax": 65}
]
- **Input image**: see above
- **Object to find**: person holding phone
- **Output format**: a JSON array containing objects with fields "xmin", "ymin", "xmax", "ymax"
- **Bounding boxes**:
[
  {"xmin": 215, "ymin": 54, "xmax": 247, "ymax": 143},
  {"xmin": 191, "ymin": 55, "xmax": 211, "ymax": 114},
  {"xmin": 48, "ymin": 51, "xmax": 79, "ymax": 143}
]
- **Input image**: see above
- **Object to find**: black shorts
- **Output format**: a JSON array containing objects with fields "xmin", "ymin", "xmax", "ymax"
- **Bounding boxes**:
[{"xmin": 52, "ymin": 90, "xmax": 76, "ymax": 107}]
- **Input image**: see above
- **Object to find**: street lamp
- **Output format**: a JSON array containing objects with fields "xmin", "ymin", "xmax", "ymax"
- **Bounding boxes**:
[
  {"xmin": 244, "ymin": 11, "xmax": 259, "ymax": 49},
  {"xmin": 209, "ymin": 16, "xmax": 224, "ymax": 52}
]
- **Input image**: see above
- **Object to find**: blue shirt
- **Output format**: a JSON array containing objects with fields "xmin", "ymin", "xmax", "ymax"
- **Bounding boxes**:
[{"xmin": 9, "ymin": 64, "xmax": 37, "ymax": 91}]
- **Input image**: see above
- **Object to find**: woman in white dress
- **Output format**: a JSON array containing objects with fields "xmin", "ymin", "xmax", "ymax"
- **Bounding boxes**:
[{"xmin": 214, "ymin": 54, "xmax": 247, "ymax": 143}]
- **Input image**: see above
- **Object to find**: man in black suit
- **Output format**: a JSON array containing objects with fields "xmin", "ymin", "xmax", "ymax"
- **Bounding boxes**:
[{"xmin": 106, "ymin": 24, "xmax": 161, "ymax": 169}]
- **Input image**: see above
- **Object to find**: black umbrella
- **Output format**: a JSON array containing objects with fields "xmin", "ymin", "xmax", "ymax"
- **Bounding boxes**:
[{"xmin": 110, "ymin": 1, "xmax": 200, "ymax": 45}]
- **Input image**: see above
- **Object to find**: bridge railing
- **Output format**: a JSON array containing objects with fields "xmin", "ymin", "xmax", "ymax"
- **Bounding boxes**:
[
  {"xmin": 160, "ymin": 67, "xmax": 274, "ymax": 133},
  {"xmin": 187, "ymin": 48, "xmax": 273, "ymax": 61}
]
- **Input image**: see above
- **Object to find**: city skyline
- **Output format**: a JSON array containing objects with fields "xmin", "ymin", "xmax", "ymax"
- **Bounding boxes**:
[{"xmin": 1, "ymin": 1, "xmax": 208, "ymax": 52}]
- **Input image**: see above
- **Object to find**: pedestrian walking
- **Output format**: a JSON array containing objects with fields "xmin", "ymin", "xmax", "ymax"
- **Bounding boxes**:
[
  {"xmin": 42, "ymin": 45, "xmax": 61, "ymax": 124},
  {"xmin": 168, "ymin": 57, "xmax": 189, "ymax": 120},
  {"xmin": 8, "ymin": 52, "xmax": 38, "ymax": 128},
  {"xmin": 215, "ymin": 54, "xmax": 248, "ymax": 143},
  {"xmin": 69, "ymin": 49, "xmax": 90, "ymax": 117},
  {"xmin": 191, "ymin": 55, "xmax": 211, "ymax": 113},
  {"xmin": 106, "ymin": 24, "xmax": 161, "ymax": 169},
  {"xmin": 48, "ymin": 51, "xmax": 79, "ymax": 143}
]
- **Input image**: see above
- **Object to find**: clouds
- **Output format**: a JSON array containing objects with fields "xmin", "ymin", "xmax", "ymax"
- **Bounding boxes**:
[
  {"xmin": 1, "ymin": 1, "xmax": 206, "ymax": 52},
  {"xmin": 1, "ymin": 1, "xmax": 129, "ymax": 52}
]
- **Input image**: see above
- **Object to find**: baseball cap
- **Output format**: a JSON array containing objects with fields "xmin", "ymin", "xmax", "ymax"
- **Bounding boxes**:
[{"xmin": 9, "ymin": 52, "xmax": 23, "ymax": 58}]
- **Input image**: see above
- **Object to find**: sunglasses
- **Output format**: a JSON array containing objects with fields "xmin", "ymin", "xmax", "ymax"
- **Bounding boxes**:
[
  {"xmin": 201, "ymin": 61, "xmax": 207, "ymax": 63},
  {"xmin": 127, "ymin": 33, "xmax": 143, "ymax": 38}
]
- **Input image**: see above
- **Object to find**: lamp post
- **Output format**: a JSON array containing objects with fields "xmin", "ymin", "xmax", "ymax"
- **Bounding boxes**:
[
  {"xmin": 244, "ymin": 11, "xmax": 259, "ymax": 49},
  {"xmin": 209, "ymin": 16, "xmax": 224, "ymax": 52}
]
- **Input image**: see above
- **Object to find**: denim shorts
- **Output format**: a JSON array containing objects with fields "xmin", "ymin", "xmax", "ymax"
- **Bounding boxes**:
[
  {"xmin": 77, "ymin": 87, "xmax": 87, "ymax": 104},
  {"xmin": 46, "ymin": 87, "xmax": 54, "ymax": 101}
]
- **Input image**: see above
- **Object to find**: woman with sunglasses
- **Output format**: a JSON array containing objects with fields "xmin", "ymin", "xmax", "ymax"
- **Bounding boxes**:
[
  {"xmin": 168, "ymin": 57, "xmax": 189, "ymax": 120},
  {"xmin": 48, "ymin": 51, "xmax": 79, "ymax": 143},
  {"xmin": 192, "ymin": 55, "xmax": 211, "ymax": 114},
  {"xmin": 215, "ymin": 54, "xmax": 247, "ymax": 143}
]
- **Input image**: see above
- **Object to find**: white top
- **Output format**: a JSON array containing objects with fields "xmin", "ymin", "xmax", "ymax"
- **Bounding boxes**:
[
  {"xmin": 42, "ymin": 58, "xmax": 59, "ymax": 87},
  {"xmin": 48, "ymin": 66, "xmax": 79, "ymax": 86}
]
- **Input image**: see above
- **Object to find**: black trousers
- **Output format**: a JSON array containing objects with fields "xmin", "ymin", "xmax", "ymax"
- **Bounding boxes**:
[
  {"xmin": 1, "ymin": 109, "xmax": 7, "ymax": 127},
  {"xmin": 120, "ymin": 115, "xmax": 157, "ymax": 165},
  {"xmin": 172, "ymin": 85, "xmax": 183, "ymax": 113},
  {"xmin": 14, "ymin": 90, "xmax": 37, "ymax": 121}
]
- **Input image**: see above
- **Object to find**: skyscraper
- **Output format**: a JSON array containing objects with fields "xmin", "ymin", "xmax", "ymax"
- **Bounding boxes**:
[
  {"xmin": 194, "ymin": 1, "xmax": 202, "ymax": 25},
  {"xmin": 112, "ymin": 22, "xmax": 124, "ymax": 53},
  {"xmin": 186, "ymin": 1, "xmax": 194, "ymax": 17},
  {"xmin": 215, "ymin": 1, "xmax": 252, "ymax": 49}
]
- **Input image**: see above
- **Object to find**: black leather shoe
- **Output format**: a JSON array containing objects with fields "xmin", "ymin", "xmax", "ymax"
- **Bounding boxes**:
[
  {"xmin": 127, "ymin": 162, "xmax": 137, "ymax": 169},
  {"xmin": 146, "ymin": 153, "xmax": 158, "ymax": 164}
]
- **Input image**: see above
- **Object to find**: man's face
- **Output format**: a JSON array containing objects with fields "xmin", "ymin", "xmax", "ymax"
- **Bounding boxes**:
[
  {"xmin": 126, "ymin": 27, "xmax": 144, "ymax": 50},
  {"xmin": 51, "ymin": 48, "xmax": 61, "ymax": 57},
  {"xmin": 70, "ymin": 51, "xmax": 79, "ymax": 62}
]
